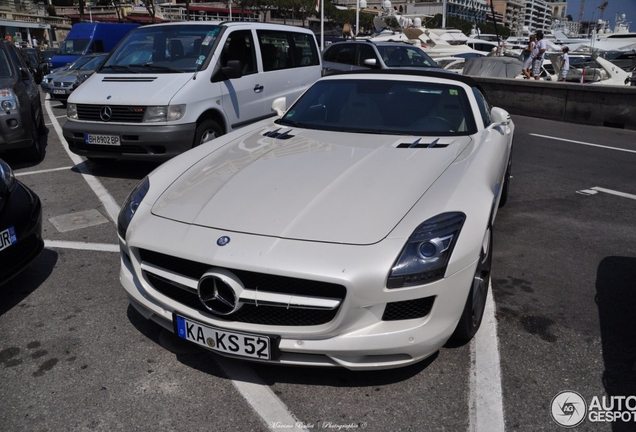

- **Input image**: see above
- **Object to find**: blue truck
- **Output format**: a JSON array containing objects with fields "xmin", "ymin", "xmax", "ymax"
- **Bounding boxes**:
[{"xmin": 50, "ymin": 23, "xmax": 139, "ymax": 69}]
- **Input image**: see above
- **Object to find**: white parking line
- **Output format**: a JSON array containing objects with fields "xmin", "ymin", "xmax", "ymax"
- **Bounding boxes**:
[
  {"xmin": 214, "ymin": 356, "xmax": 308, "ymax": 432},
  {"xmin": 531, "ymin": 134, "xmax": 636, "ymax": 154},
  {"xmin": 45, "ymin": 240, "xmax": 119, "ymax": 253},
  {"xmin": 470, "ymin": 283, "xmax": 505, "ymax": 432},
  {"xmin": 591, "ymin": 186, "xmax": 636, "ymax": 201},
  {"xmin": 15, "ymin": 166, "xmax": 74, "ymax": 176},
  {"xmin": 44, "ymin": 99, "xmax": 121, "ymax": 222}
]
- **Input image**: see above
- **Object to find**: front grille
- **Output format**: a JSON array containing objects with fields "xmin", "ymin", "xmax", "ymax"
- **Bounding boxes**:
[
  {"xmin": 382, "ymin": 296, "xmax": 435, "ymax": 321},
  {"xmin": 139, "ymin": 249, "xmax": 347, "ymax": 326},
  {"xmin": 76, "ymin": 104, "xmax": 146, "ymax": 123},
  {"xmin": 53, "ymin": 81, "xmax": 73, "ymax": 88}
]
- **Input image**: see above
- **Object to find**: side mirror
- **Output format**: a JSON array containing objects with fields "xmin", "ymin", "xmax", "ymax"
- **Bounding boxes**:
[
  {"xmin": 272, "ymin": 97, "xmax": 286, "ymax": 117},
  {"xmin": 491, "ymin": 107, "xmax": 511, "ymax": 125},
  {"xmin": 19, "ymin": 68, "xmax": 31, "ymax": 81},
  {"xmin": 221, "ymin": 60, "xmax": 242, "ymax": 80},
  {"xmin": 363, "ymin": 58, "xmax": 378, "ymax": 67}
]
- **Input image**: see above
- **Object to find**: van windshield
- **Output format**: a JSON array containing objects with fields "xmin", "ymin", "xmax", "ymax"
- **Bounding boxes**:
[
  {"xmin": 102, "ymin": 24, "xmax": 222, "ymax": 73},
  {"xmin": 58, "ymin": 39, "xmax": 90, "ymax": 55}
]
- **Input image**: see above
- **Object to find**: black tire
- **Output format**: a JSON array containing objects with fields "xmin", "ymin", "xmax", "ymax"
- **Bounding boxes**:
[
  {"xmin": 498, "ymin": 156, "xmax": 512, "ymax": 208},
  {"xmin": 25, "ymin": 116, "xmax": 44, "ymax": 162},
  {"xmin": 452, "ymin": 228, "xmax": 492, "ymax": 341},
  {"xmin": 193, "ymin": 119, "xmax": 223, "ymax": 148}
]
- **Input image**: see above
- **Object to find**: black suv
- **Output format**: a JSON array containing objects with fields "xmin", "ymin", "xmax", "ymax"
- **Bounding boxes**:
[
  {"xmin": 322, "ymin": 40, "xmax": 440, "ymax": 75},
  {"xmin": 0, "ymin": 40, "xmax": 46, "ymax": 162}
]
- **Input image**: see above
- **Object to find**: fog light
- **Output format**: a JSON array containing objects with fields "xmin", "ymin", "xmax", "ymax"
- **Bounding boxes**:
[{"xmin": 7, "ymin": 119, "xmax": 18, "ymax": 128}]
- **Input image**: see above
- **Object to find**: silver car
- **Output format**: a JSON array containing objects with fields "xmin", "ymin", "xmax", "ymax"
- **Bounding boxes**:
[{"xmin": 49, "ymin": 53, "xmax": 107, "ymax": 106}]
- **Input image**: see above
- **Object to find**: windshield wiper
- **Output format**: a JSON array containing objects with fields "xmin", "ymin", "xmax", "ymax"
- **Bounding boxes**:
[
  {"xmin": 139, "ymin": 63, "xmax": 184, "ymax": 73},
  {"xmin": 100, "ymin": 64, "xmax": 139, "ymax": 73},
  {"xmin": 276, "ymin": 119, "xmax": 313, "ymax": 129}
]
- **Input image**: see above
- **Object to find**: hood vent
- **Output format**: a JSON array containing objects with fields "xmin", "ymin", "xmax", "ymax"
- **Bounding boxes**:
[
  {"xmin": 102, "ymin": 77, "xmax": 158, "ymax": 82},
  {"xmin": 397, "ymin": 138, "xmax": 448, "ymax": 149},
  {"xmin": 262, "ymin": 128, "xmax": 295, "ymax": 140}
]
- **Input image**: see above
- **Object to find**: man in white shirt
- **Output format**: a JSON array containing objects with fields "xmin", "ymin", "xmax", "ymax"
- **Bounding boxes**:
[
  {"xmin": 531, "ymin": 31, "xmax": 547, "ymax": 80},
  {"xmin": 560, "ymin": 46, "xmax": 570, "ymax": 81}
]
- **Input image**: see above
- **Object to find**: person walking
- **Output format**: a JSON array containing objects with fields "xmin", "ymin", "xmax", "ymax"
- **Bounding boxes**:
[
  {"xmin": 559, "ymin": 46, "xmax": 570, "ymax": 82},
  {"xmin": 522, "ymin": 35, "xmax": 536, "ymax": 79},
  {"xmin": 531, "ymin": 31, "xmax": 547, "ymax": 80}
]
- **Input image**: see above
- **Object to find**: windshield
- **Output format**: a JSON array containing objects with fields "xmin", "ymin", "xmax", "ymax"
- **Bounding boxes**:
[
  {"xmin": 278, "ymin": 78, "xmax": 476, "ymax": 136},
  {"xmin": 102, "ymin": 24, "xmax": 222, "ymax": 73},
  {"xmin": 67, "ymin": 55, "xmax": 95, "ymax": 71},
  {"xmin": 79, "ymin": 55, "xmax": 106, "ymax": 70},
  {"xmin": 57, "ymin": 39, "xmax": 90, "ymax": 55},
  {"xmin": 377, "ymin": 46, "xmax": 439, "ymax": 68}
]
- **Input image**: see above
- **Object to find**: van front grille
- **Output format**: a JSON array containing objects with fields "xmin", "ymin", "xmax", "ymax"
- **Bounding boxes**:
[{"xmin": 76, "ymin": 104, "xmax": 146, "ymax": 123}]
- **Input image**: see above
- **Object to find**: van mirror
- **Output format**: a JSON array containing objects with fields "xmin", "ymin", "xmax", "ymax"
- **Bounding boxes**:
[
  {"xmin": 272, "ymin": 97, "xmax": 286, "ymax": 117},
  {"xmin": 222, "ymin": 60, "xmax": 243, "ymax": 80}
]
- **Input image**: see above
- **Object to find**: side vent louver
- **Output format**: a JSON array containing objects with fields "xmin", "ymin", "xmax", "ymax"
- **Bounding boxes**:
[
  {"xmin": 397, "ymin": 138, "xmax": 448, "ymax": 149},
  {"xmin": 262, "ymin": 129, "xmax": 295, "ymax": 140}
]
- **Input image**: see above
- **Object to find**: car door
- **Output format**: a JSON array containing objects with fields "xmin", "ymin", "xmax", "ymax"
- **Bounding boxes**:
[
  {"xmin": 218, "ymin": 29, "xmax": 264, "ymax": 130},
  {"xmin": 322, "ymin": 43, "xmax": 356, "ymax": 74}
]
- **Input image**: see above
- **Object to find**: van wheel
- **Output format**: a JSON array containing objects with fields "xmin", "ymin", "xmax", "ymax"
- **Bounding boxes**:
[
  {"xmin": 452, "ymin": 227, "xmax": 492, "ymax": 341},
  {"xmin": 194, "ymin": 119, "xmax": 222, "ymax": 147}
]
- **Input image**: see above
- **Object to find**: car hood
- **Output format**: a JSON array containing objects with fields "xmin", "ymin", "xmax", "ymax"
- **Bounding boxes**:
[
  {"xmin": 69, "ymin": 73, "xmax": 192, "ymax": 105},
  {"xmin": 152, "ymin": 127, "xmax": 472, "ymax": 245}
]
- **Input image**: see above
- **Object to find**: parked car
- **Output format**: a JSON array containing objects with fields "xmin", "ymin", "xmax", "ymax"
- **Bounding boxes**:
[
  {"xmin": 50, "ymin": 53, "xmax": 107, "ymax": 106},
  {"xmin": 40, "ymin": 54, "xmax": 96, "ymax": 94},
  {"xmin": 64, "ymin": 22, "xmax": 323, "ymax": 162},
  {"xmin": 322, "ymin": 40, "xmax": 440, "ymax": 75},
  {"xmin": 118, "ymin": 69, "xmax": 514, "ymax": 370},
  {"xmin": 0, "ymin": 158, "xmax": 44, "ymax": 286},
  {"xmin": 23, "ymin": 47, "xmax": 49, "ymax": 84},
  {"xmin": 0, "ymin": 40, "xmax": 47, "ymax": 162}
]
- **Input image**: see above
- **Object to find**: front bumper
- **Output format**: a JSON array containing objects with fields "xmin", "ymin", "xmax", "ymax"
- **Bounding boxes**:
[
  {"xmin": 0, "ymin": 108, "xmax": 33, "ymax": 152},
  {"xmin": 0, "ymin": 182, "xmax": 44, "ymax": 285},
  {"xmin": 63, "ymin": 120, "xmax": 196, "ymax": 161},
  {"xmin": 120, "ymin": 216, "xmax": 477, "ymax": 370}
]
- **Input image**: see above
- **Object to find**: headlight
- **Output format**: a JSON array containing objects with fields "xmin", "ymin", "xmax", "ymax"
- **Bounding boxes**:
[
  {"xmin": 117, "ymin": 177, "xmax": 150, "ymax": 240},
  {"xmin": 143, "ymin": 104, "xmax": 186, "ymax": 122},
  {"xmin": 0, "ymin": 89, "xmax": 18, "ymax": 111},
  {"xmin": 67, "ymin": 103, "xmax": 78, "ymax": 119},
  {"xmin": 387, "ymin": 212, "xmax": 465, "ymax": 288},
  {"xmin": 0, "ymin": 158, "xmax": 17, "ymax": 192}
]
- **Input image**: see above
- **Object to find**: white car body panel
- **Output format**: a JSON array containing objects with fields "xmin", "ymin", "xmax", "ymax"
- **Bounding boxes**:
[
  {"xmin": 152, "ymin": 130, "xmax": 472, "ymax": 244},
  {"xmin": 119, "ymin": 71, "xmax": 514, "ymax": 370}
]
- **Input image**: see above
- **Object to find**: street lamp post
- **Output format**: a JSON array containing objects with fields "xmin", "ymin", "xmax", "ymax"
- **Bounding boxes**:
[{"xmin": 355, "ymin": 0, "xmax": 367, "ymax": 37}]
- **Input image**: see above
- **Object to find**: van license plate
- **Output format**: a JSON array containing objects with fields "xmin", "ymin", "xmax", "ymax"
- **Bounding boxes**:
[
  {"xmin": 85, "ymin": 134, "xmax": 120, "ymax": 146},
  {"xmin": 174, "ymin": 314, "xmax": 271, "ymax": 360}
]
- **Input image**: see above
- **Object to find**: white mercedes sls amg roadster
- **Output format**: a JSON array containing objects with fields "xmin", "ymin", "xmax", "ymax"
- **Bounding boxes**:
[{"xmin": 118, "ymin": 70, "xmax": 514, "ymax": 370}]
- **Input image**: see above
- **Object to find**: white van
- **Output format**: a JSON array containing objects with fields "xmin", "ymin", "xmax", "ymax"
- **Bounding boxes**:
[{"xmin": 63, "ymin": 22, "xmax": 322, "ymax": 161}]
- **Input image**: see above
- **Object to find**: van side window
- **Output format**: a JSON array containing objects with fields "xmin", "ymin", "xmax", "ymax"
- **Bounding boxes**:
[
  {"xmin": 221, "ymin": 31, "xmax": 257, "ymax": 75},
  {"xmin": 257, "ymin": 30, "xmax": 319, "ymax": 72},
  {"xmin": 91, "ymin": 40, "xmax": 104, "ymax": 53}
]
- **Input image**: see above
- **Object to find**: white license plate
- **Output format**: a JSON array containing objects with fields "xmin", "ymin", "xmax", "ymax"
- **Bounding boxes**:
[
  {"xmin": 52, "ymin": 89, "xmax": 66, "ymax": 95},
  {"xmin": 85, "ymin": 134, "xmax": 120, "ymax": 146},
  {"xmin": 0, "ymin": 226, "xmax": 17, "ymax": 252},
  {"xmin": 174, "ymin": 314, "xmax": 271, "ymax": 360}
]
